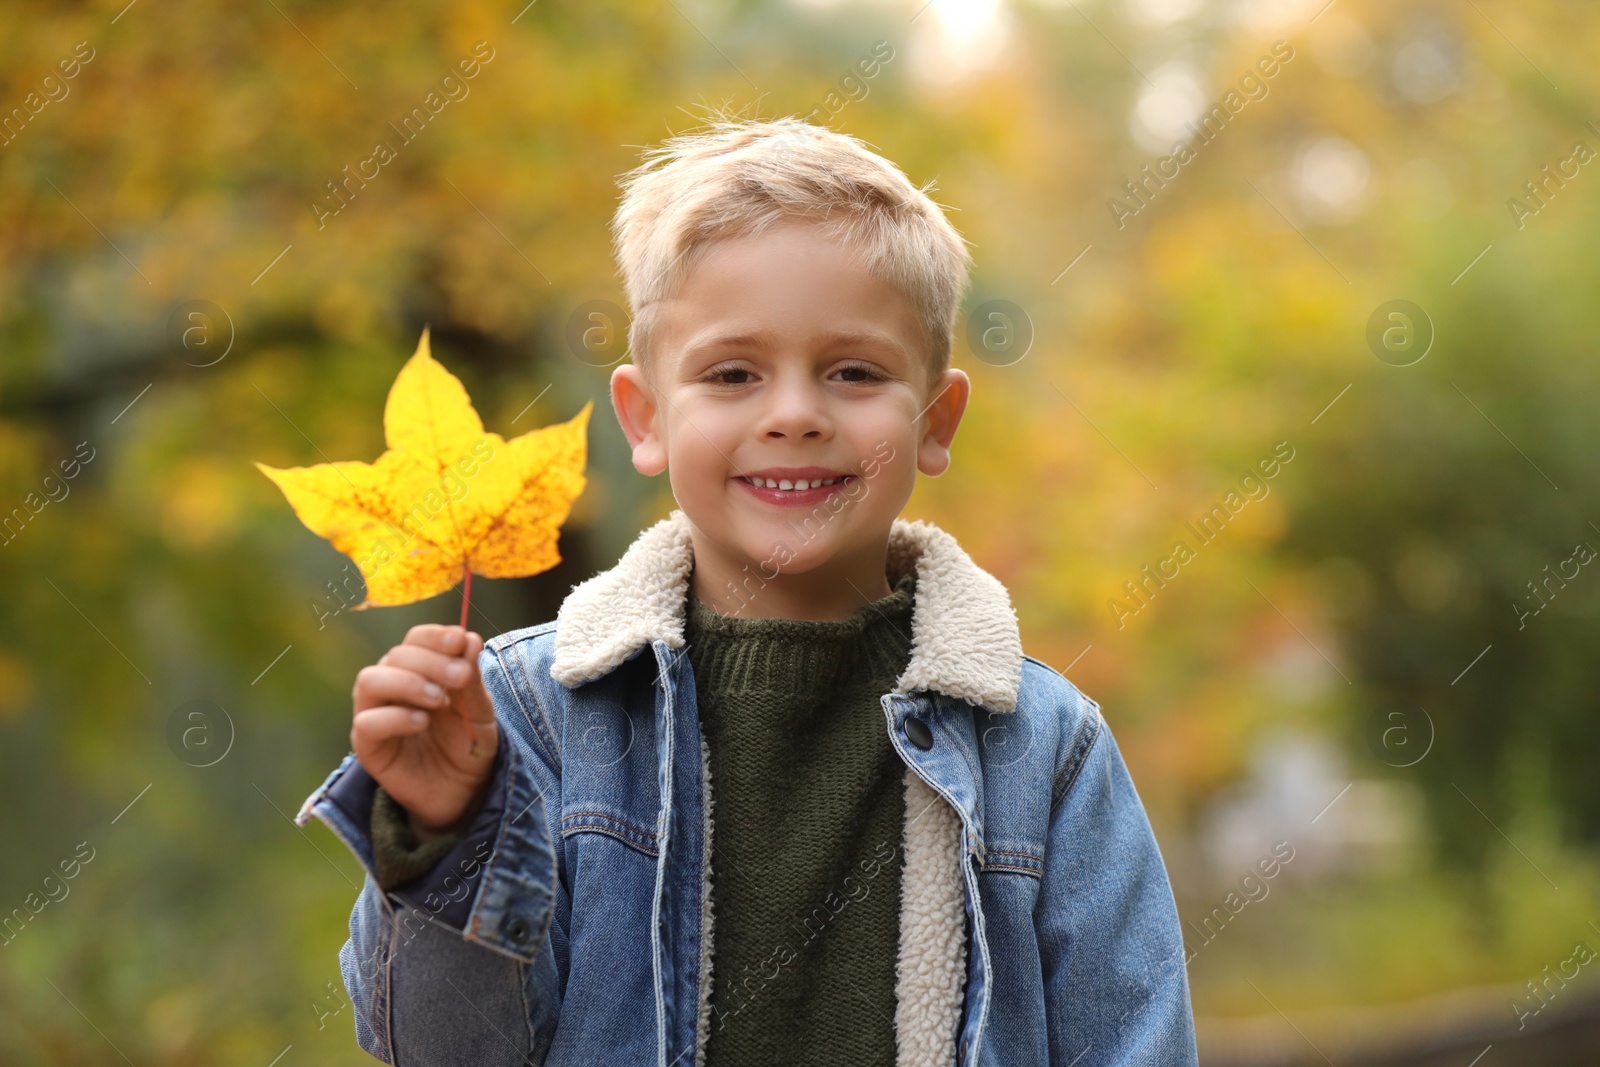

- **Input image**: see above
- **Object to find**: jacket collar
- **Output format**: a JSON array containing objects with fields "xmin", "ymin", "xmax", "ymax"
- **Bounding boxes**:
[{"xmin": 549, "ymin": 508, "xmax": 1024, "ymax": 713}]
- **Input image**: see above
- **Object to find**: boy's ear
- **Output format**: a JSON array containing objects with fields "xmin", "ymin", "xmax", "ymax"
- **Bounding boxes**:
[
  {"xmin": 915, "ymin": 368, "xmax": 970, "ymax": 478},
  {"xmin": 610, "ymin": 364, "xmax": 669, "ymax": 476}
]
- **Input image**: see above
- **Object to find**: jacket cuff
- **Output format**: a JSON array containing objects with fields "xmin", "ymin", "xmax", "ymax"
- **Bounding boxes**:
[{"xmin": 295, "ymin": 737, "xmax": 511, "ymax": 933}]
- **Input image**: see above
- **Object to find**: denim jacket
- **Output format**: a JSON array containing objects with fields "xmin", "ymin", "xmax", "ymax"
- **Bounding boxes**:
[{"xmin": 296, "ymin": 509, "xmax": 1198, "ymax": 1066}]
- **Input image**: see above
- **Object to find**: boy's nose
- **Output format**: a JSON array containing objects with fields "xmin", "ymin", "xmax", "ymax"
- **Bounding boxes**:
[{"xmin": 758, "ymin": 376, "xmax": 833, "ymax": 438}]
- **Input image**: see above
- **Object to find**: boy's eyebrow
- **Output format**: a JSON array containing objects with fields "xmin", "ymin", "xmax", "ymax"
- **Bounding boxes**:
[{"xmin": 684, "ymin": 330, "xmax": 908, "ymax": 361}]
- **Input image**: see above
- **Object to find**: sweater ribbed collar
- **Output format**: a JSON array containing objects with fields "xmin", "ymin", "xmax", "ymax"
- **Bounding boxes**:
[{"xmin": 683, "ymin": 571, "xmax": 917, "ymax": 697}]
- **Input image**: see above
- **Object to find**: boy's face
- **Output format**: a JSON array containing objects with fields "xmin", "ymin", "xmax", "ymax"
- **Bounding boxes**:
[{"xmin": 610, "ymin": 219, "xmax": 969, "ymax": 611}]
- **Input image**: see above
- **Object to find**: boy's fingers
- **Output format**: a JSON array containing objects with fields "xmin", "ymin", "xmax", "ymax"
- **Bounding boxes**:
[
  {"xmin": 352, "ymin": 704, "xmax": 430, "ymax": 749},
  {"xmin": 379, "ymin": 644, "xmax": 475, "ymax": 689},
  {"xmin": 403, "ymin": 623, "xmax": 467, "ymax": 655},
  {"xmin": 352, "ymin": 664, "xmax": 450, "ymax": 714}
]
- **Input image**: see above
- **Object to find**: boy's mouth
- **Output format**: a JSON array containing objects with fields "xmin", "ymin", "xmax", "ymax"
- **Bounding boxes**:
[{"xmin": 734, "ymin": 471, "xmax": 856, "ymax": 506}]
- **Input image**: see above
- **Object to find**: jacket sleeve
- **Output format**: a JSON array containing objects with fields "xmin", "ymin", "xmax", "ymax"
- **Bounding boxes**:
[
  {"xmin": 1036, "ymin": 706, "xmax": 1199, "ymax": 1066},
  {"xmin": 295, "ymin": 641, "xmax": 567, "ymax": 1065}
]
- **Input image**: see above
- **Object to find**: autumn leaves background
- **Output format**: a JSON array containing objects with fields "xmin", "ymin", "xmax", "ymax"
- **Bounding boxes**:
[{"xmin": 5, "ymin": 0, "xmax": 1600, "ymax": 1063}]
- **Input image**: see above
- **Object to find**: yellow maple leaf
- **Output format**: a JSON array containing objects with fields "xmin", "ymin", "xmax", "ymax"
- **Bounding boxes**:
[{"xmin": 256, "ymin": 327, "xmax": 591, "ymax": 614}]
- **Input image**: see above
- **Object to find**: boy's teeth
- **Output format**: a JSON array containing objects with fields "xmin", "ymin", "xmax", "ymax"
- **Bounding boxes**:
[{"xmin": 744, "ymin": 476, "xmax": 843, "ymax": 490}]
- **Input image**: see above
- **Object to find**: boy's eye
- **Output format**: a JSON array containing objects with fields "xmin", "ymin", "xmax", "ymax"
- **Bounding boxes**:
[
  {"xmin": 703, "ymin": 364, "xmax": 753, "ymax": 385},
  {"xmin": 834, "ymin": 361, "xmax": 885, "ymax": 383}
]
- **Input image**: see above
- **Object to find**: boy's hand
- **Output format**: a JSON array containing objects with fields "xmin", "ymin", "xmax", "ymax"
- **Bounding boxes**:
[{"xmin": 351, "ymin": 624, "xmax": 499, "ymax": 842}]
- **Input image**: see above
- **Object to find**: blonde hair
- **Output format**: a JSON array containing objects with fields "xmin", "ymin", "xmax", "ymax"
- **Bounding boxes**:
[{"xmin": 610, "ymin": 111, "xmax": 973, "ymax": 392}]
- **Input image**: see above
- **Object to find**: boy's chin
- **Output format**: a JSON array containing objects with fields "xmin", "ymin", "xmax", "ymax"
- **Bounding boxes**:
[{"xmin": 737, "ymin": 529, "xmax": 879, "ymax": 577}]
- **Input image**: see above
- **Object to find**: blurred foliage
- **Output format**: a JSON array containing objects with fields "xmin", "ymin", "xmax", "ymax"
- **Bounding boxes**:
[{"xmin": 3, "ymin": 0, "xmax": 1599, "ymax": 1061}]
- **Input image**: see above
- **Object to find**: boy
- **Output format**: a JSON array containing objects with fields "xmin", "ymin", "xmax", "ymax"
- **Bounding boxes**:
[{"xmin": 295, "ymin": 114, "xmax": 1198, "ymax": 1066}]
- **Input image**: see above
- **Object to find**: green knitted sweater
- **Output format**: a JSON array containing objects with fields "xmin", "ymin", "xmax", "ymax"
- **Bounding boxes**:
[
  {"xmin": 687, "ymin": 570, "xmax": 915, "ymax": 1066},
  {"xmin": 370, "ymin": 570, "xmax": 917, "ymax": 1066}
]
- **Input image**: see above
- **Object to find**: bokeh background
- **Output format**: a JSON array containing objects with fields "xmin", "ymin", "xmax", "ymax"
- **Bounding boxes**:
[{"xmin": 4, "ymin": 0, "xmax": 1599, "ymax": 1062}]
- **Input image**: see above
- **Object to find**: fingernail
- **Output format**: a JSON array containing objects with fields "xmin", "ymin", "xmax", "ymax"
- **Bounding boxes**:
[
  {"xmin": 446, "ymin": 662, "xmax": 469, "ymax": 684},
  {"xmin": 410, "ymin": 711, "xmax": 428, "ymax": 727},
  {"xmin": 424, "ymin": 682, "xmax": 446, "ymax": 702}
]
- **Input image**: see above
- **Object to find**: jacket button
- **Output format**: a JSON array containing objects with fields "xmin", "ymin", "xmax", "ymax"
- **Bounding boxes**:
[
  {"xmin": 504, "ymin": 915, "xmax": 532, "ymax": 945},
  {"xmin": 905, "ymin": 716, "xmax": 934, "ymax": 750}
]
